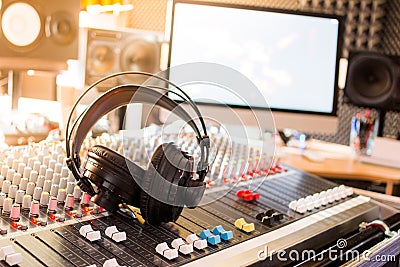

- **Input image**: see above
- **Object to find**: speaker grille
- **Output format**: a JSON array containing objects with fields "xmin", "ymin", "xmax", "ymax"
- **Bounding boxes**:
[
  {"xmin": 83, "ymin": 28, "xmax": 162, "ymax": 87},
  {"xmin": 0, "ymin": 0, "xmax": 80, "ymax": 67},
  {"xmin": 345, "ymin": 52, "xmax": 398, "ymax": 109}
]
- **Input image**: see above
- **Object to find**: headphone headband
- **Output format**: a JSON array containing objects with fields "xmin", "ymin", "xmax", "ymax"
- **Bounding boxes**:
[
  {"xmin": 68, "ymin": 84, "xmax": 203, "ymax": 158},
  {"xmin": 65, "ymin": 71, "xmax": 208, "ymax": 151}
]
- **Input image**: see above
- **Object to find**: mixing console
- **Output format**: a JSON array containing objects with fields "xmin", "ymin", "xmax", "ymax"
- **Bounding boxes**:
[{"xmin": 0, "ymin": 131, "xmax": 397, "ymax": 266}]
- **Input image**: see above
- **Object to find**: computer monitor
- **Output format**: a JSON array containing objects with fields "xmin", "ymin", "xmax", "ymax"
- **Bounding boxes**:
[{"xmin": 165, "ymin": 0, "xmax": 343, "ymax": 134}]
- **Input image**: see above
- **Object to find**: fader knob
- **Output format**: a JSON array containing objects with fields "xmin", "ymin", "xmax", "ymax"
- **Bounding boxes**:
[
  {"xmin": 22, "ymin": 155, "xmax": 29, "ymax": 165},
  {"xmin": 12, "ymin": 173, "xmax": 21, "ymax": 185},
  {"xmin": 81, "ymin": 192, "xmax": 91, "ymax": 205},
  {"xmin": 40, "ymin": 192, "xmax": 50, "ymax": 207},
  {"xmin": 54, "ymin": 163, "xmax": 62, "ymax": 174},
  {"xmin": 6, "ymin": 157, "xmax": 13, "ymax": 168},
  {"xmin": 1, "ymin": 180, "xmax": 10, "ymax": 194},
  {"xmin": 10, "ymin": 204, "xmax": 20, "ymax": 221},
  {"xmin": 30, "ymin": 200, "xmax": 40, "ymax": 217},
  {"xmin": 26, "ymin": 182, "xmax": 35, "ymax": 195},
  {"xmin": 57, "ymin": 155, "xmax": 64, "ymax": 164},
  {"xmin": 49, "ymin": 160, "xmax": 56, "ymax": 170},
  {"xmin": 36, "ymin": 175, "xmax": 45, "ymax": 188},
  {"xmin": 33, "ymin": 161, "xmax": 41, "ymax": 172},
  {"xmin": 45, "ymin": 169, "xmax": 53, "ymax": 180},
  {"xmin": 319, "ymin": 191, "xmax": 328, "ymax": 206},
  {"xmin": 66, "ymin": 182, "xmax": 75, "ymax": 194},
  {"xmin": 8, "ymin": 185, "xmax": 18, "ymax": 199},
  {"xmin": 17, "ymin": 163, "xmax": 25, "ymax": 175},
  {"xmin": 2, "ymin": 198, "xmax": 13, "ymax": 214},
  {"xmin": 6, "ymin": 169, "xmax": 15, "ymax": 182},
  {"xmin": 0, "ymin": 193, "xmax": 6, "ymax": 207},
  {"xmin": 22, "ymin": 195, "xmax": 32, "ymax": 210},
  {"xmin": 73, "ymin": 186, "xmax": 82, "ymax": 200},
  {"xmin": 1, "ymin": 165, "xmax": 9, "ymax": 177},
  {"xmin": 345, "ymin": 187, "xmax": 353, "ymax": 196},
  {"xmin": 65, "ymin": 194, "xmax": 74, "ymax": 210},
  {"xmin": 15, "ymin": 190, "xmax": 25, "ymax": 204},
  {"xmin": 19, "ymin": 178, "xmax": 28, "ymax": 191},
  {"xmin": 52, "ymin": 174, "xmax": 61, "ymax": 185},
  {"xmin": 27, "ymin": 157, "xmax": 35, "ymax": 168},
  {"xmin": 29, "ymin": 171, "xmax": 38, "ymax": 183},
  {"xmin": 22, "ymin": 167, "xmax": 32, "ymax": 179},
  {"xmin": 33, "ymin": 187, "xmax": 42, "ymax": 201},
  {"xmin": 59, "ymin": 178, "xmax": 68, "ymax": 189},
  {"xmin": 50, "ymin": 184, "xmax": 59, "ymax": 197},
  {"xmin": 103, "ymin": 258, "xmax": 123, "ymax": 267},
  {"xmin": 39, "ymin": 165, "xmax": 47, "ymax": 176},
  {"xmin": 57, "ymin": 189, "xmax": 66, "ymax": 203},
  {"xmin": 326, "ymin": 189, "xmax": 335, "ymax": 203},
  {"xmin": 43, "ymin": 180, "xmax": 52, "ymax": 193},
  {"xmin": 61, "ymin": 167, "xmax": 69, "ymax": 178},
  {"xmin": 48, "ymin": 197, "xmax": 58, "ymax": 212},
  {"xmin": 68, "ymin": 173, "xmax": 74, "ymax": 182}
]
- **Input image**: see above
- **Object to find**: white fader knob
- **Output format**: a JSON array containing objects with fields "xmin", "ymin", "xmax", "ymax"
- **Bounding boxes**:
[
  {"xmin": 186, "ymin": 233, "xmax": 207, "ymax": 250},
  {"xmin": 103, "ymin": 258, "xmax": 126, "ymax": 267},
  {"xmin": 79, "ymin": 225, "xmax": 101, "ymax": 242},
  {"xmin": 105, "ymin": 226, "xmax": 126, "ymax": 243},
  {"xmin": 171, "ymin": 238, "xmax": 193, "ymax": 255},
  {"xmin": 155, "ymin": 242, "xmax": 178, "ymax": 260},
  {"xmin": 0, "ymin": 245, "xmax": 23, "ymax": 266}
]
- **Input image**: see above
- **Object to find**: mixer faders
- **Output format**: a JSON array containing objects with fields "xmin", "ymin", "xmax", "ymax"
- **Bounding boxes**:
[{"xmin": 0, "ymin": 135, "xmax": 396, "ymax": 266}]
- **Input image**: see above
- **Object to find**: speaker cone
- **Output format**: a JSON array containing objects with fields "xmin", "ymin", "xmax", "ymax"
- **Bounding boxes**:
[
  {"xmin": 46, "ymin": 11, "xmax": 76, "ymax": 45},
  {"xmin": 346, "ymin": 53, "xmax": 396, "ymax": 108},
  {"xmin": 120, "ymin": 39, "xmax": 160, "ymax": 83},
  {"xmin": 89, "ymin": 45, "xmax": 116, "ymax": 74},
  {"xmin": 1, "ymin": 2, "xmax": 42, "ymax": 50}
]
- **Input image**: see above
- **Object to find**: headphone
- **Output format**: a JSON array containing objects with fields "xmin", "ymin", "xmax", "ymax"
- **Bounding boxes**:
[{"xmin": 66, "ymin": 72, "xmax": 210, "ymax": 225}]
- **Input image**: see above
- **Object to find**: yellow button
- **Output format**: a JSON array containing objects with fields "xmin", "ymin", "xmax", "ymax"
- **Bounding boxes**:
[
  {"xmin": 234, "ymin": 218, "xmax": 246, "ymax": 229},
  {"xmin": 234, "ymin": 218, "xmax": 255, "ymax": 233},
  {"xmin": 242, "ymin": 223, "xmax": 255, "ymax": 233}
]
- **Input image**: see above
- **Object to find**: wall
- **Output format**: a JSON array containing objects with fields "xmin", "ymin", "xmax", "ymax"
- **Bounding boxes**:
[{"xmin": 125, "ymin": 0, "xmax": 400, "ymax": 144}]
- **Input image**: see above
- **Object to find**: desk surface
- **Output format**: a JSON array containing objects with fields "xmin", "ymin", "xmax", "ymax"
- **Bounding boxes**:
[{"xmin": 279, "ymin": 140, "xmax": 400, "ymax": 195}]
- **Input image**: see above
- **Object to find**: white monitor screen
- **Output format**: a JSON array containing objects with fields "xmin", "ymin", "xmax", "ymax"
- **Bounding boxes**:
[{"xmin": 168, "ymin": 1, "xmax": 341, "ymax": 115}]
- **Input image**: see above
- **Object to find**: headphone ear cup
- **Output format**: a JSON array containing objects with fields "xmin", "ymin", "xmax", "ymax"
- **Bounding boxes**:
[
  {"xmin": 139, "ymin": 143, "xmax": 186, "ymax": 225},
  {"xmin": 83, "ymin": 145, "xmax": 144, "ymax": 211}
]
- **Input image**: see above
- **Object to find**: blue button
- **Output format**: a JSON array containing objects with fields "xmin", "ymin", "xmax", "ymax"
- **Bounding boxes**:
[
  {"xmin": 200, "ymin": 229, "xmax": 212, "ymax": 239},
  {"xmin": 200, "ymin": 229, "xmax": 221, "ymax": 245},
  {"xmin": 220, "ymin": 230, "xmax": 233, "ymax": 241},
  {"xmin": 207, "ymin": 234, "xmax": 221, "ymax": 245},
  {"xmin": 212, "ymin": 225, "xmax": 224, "ymax": 235}
]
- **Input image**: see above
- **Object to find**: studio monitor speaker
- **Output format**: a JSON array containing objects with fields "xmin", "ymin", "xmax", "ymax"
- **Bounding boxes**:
[
  {"xmin": 0, "ymin": 0, "xmax": 80, "ymax": 69},
  {"xmin": 345, "ymin": 51, "xmax": 400, "ymax": 110},
  {"xmin": 80, "ymin": 28, "xmax": 162, "ymax": 88}
]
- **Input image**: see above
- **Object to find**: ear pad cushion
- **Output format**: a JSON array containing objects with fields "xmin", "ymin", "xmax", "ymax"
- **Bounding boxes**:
[
  {"xmin": 83, "ymin": 145, "xmax": 144, "ymax": 210},
  {"xmin": 139, "ymin": 143, "xmax": 189, "ymax": 225}
]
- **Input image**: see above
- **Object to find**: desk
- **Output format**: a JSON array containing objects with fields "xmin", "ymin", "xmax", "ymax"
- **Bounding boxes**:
[{"xmin": 279, "ymin": 140, "xmax": 400, "ymax": 195}]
